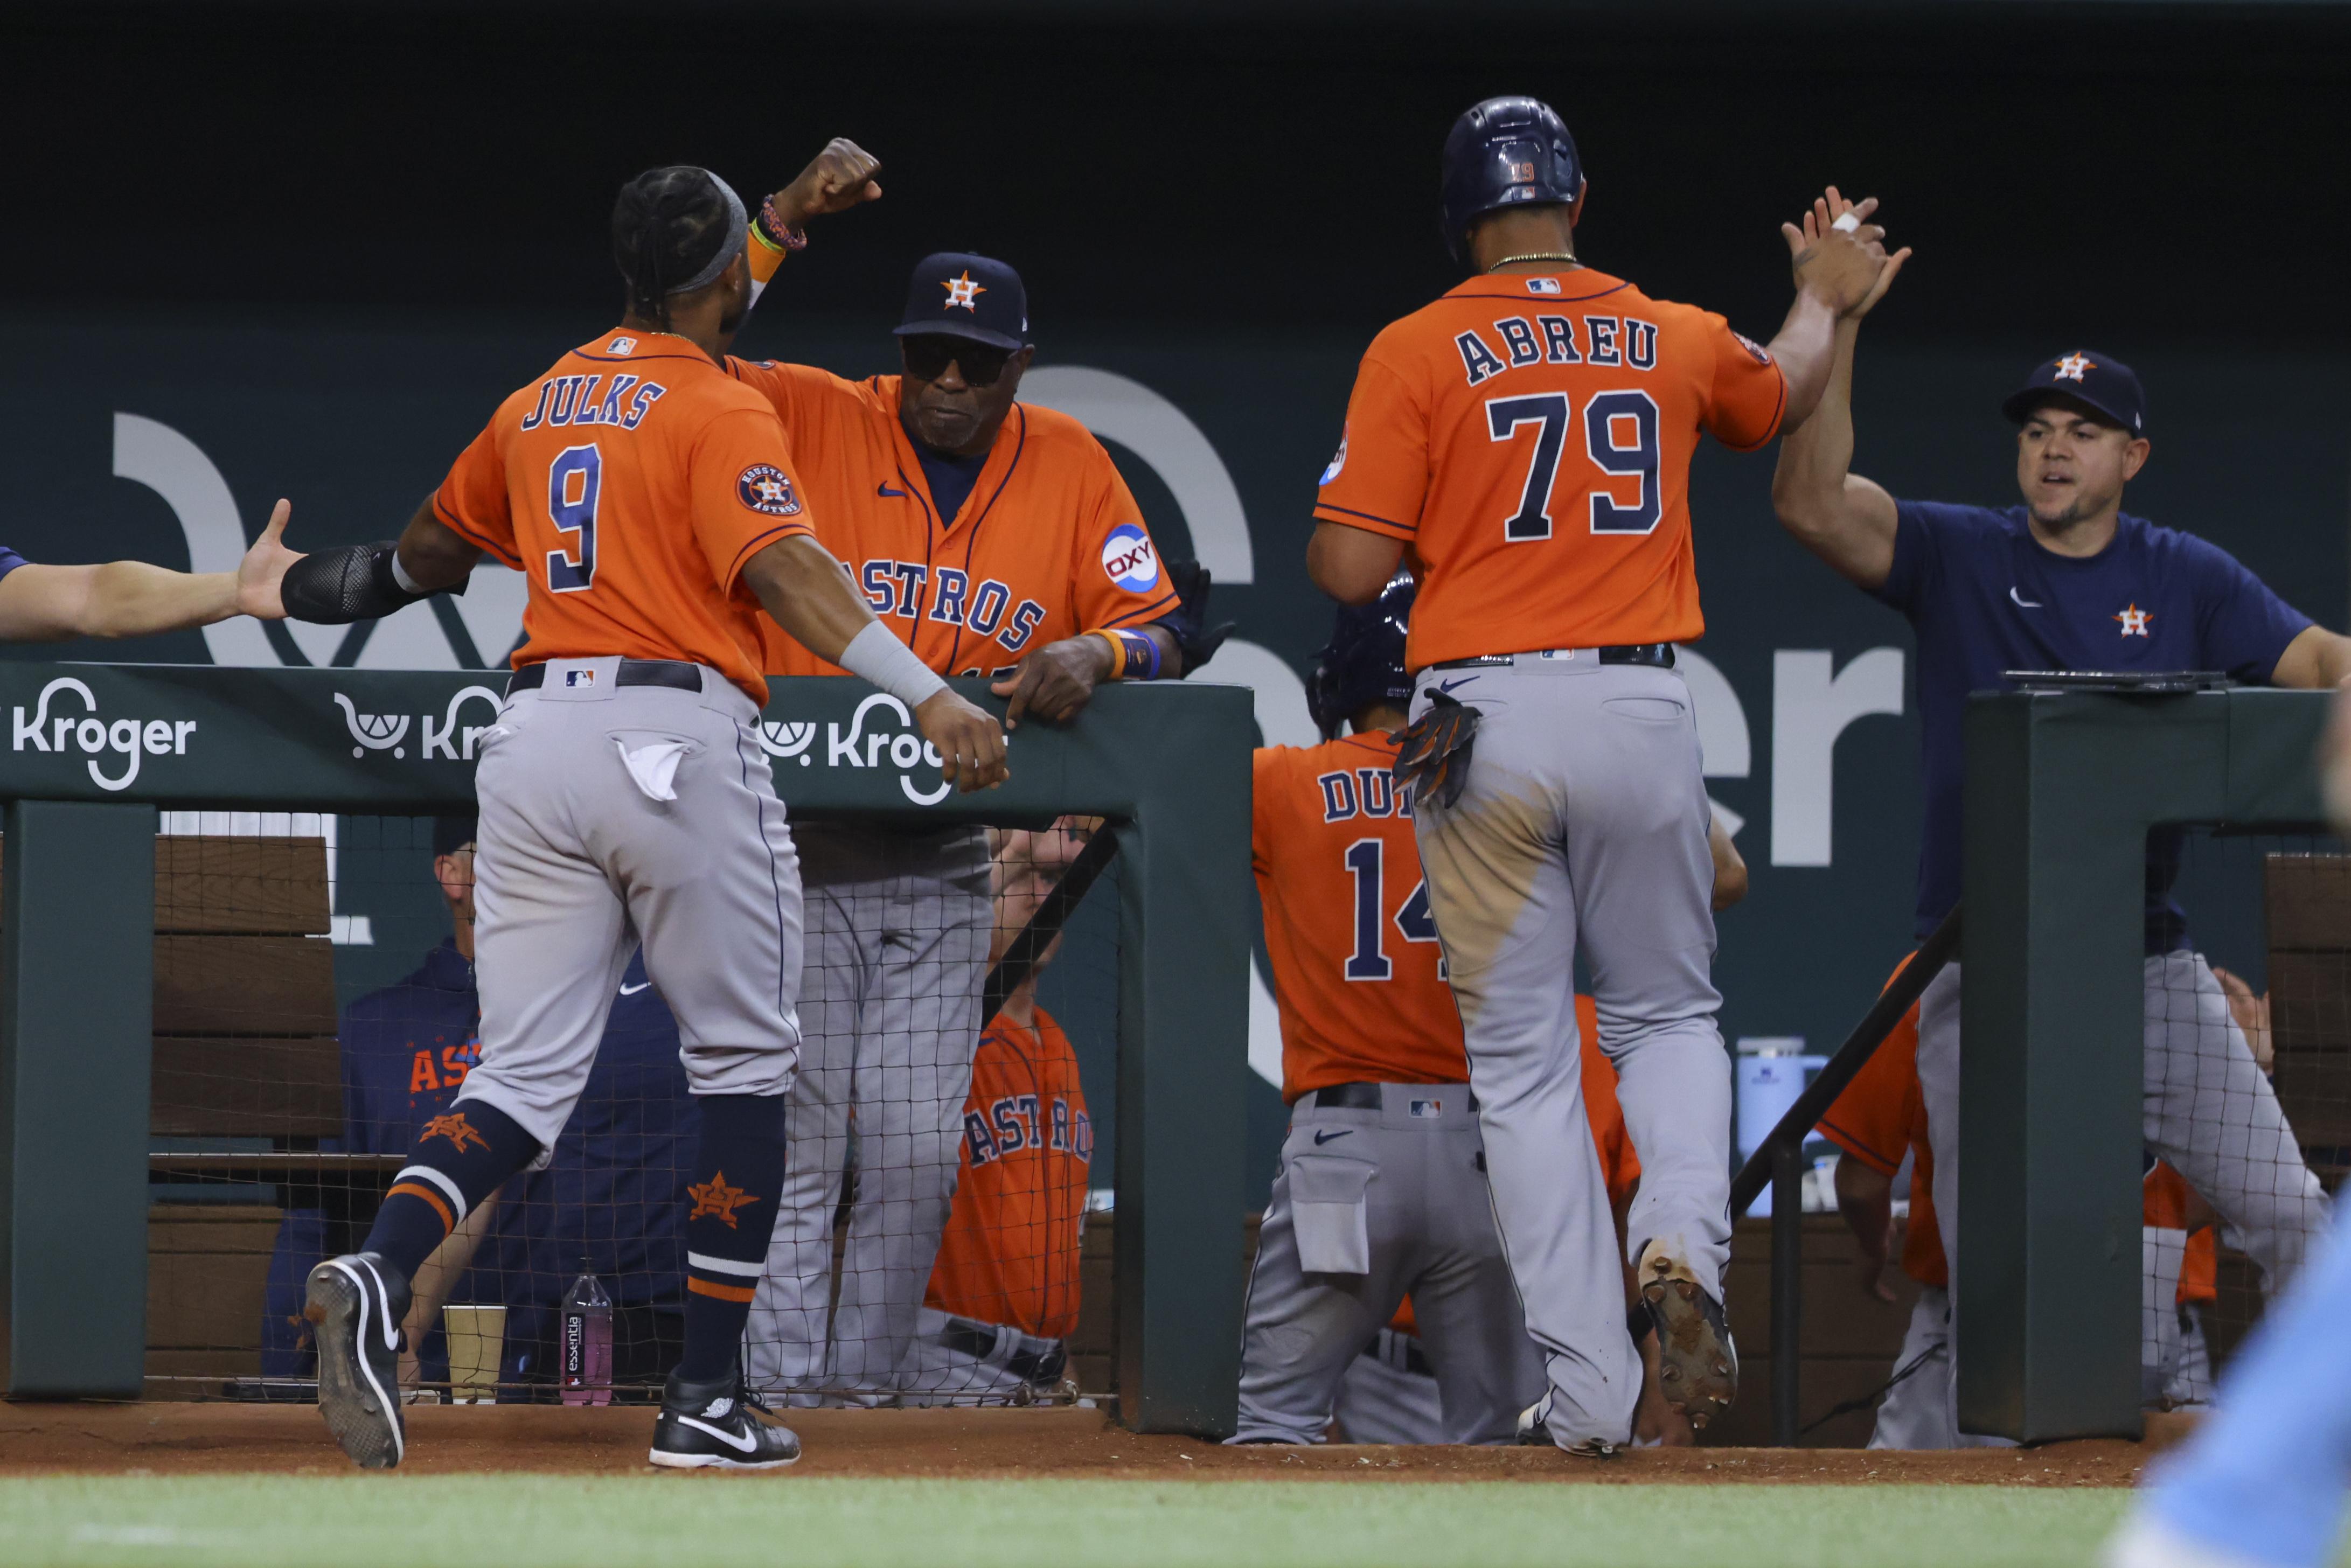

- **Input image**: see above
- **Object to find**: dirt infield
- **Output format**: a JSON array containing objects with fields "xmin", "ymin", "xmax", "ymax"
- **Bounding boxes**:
[{"xmin": 0, "ymin": 1403, "xmax": 2158, "ymax": 1485}]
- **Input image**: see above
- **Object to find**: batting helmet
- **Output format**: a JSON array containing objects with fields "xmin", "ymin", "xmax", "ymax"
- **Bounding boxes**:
[
  {"xmin": 1307, "ymin": 575, "xmax": 1417, "ymax": 741},
  {"xmin": 1439, "ymin": 96, "xmax": 1584, "ymax": 268}
]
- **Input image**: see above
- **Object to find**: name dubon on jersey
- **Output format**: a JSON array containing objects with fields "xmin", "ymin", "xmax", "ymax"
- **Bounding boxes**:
[
  {"xmin": 433, "ymin": 330, "xmax": 818, "ymax": 706},
  {"xmin": 1314, "ymin": 268, "xmax": 1787, "ymax": 670},
  {"xmin": 726, "ymin": 363, "xmax": 1180, "ymax": 678}
]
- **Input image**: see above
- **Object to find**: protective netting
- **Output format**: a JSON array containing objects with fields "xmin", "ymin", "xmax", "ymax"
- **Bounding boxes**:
[{"xmin": 141, "ymin": 813, "xmax": 1121, "ymax": 1410}]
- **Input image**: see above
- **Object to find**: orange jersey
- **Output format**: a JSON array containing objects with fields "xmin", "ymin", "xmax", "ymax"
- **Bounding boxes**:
[
  {"xmin": 722, "ymin": 362, "xmax": 1180, "ymax": 677},
  {"xmin": 924, "ymin": 1005, "xmax": 1092, "ymax": 1339},
  {"xmin": 1254, "ymin": 731, "xmax": 1465, "ymax": 1098},
  {"xmin": 433, "ymin": 330, "xmax": 816, "ymax": 706},
  {"xmin": 1314, "ymin": 268, "xmax": 1786, "ymax": 670},
  {"xmin": 1821, "ymin": 957, "xmax": 2214, "ymax": 1304}
]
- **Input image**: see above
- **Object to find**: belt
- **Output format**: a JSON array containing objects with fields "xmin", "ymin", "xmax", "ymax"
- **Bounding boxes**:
[
  {"xmin": 1311, "ymin": 1082, "xmax": 1478, "ymax": 1113},
  {"xmin": 1427, "ymin": 643, "xmax": 1675, "ymax": 672},
  {"xmin": 938, "ymin": 1317, "xmax": 1068, "ymax": 1384},
  {"xmin": 507, "ymin": 658, "xmax": 704, "ymax": 694}
]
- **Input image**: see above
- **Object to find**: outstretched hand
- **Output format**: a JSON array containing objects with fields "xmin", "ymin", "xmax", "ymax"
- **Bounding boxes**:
[
  {"xmin": 771, "ymin": 138, "xmax": 883, "ymax": 227},
  {"xmin": 235, "ymin": 499, "xmax": 301, "ymax": 621},
  {"xmin": 1782, "ymin": 186, "xmax": 1910, "ymax": 319}
]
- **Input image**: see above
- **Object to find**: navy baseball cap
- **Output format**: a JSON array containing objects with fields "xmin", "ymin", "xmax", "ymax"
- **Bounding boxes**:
[
  {"xmin": 2002, "ymin": 349, "xmax": 2147, "ymax": 436},
  {"xmin": 893, "ymin": 252, "xmax": 1030, "ymax": 351}
]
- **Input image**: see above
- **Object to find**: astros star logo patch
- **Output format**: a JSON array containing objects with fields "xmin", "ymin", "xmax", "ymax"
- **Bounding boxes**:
[
  {"xmin": 736, "ymin": 463, "xmax": 804, "ymax": 517},
  {"xmin": 688, "ymin": 1170, "xmax": 760, "ymax": 1228},
  {"xmin": 2114, "ymin": 603, "xmax": 2152, "ymax": 637},
  {"xmin": 2055, "ymin": 352, "xmax": 2095, "ymax": 382},
  {"xmin": 420, "ymin": 1113, "xmax": 489, "ymax": 1154},
  {"xmin": 941, "ymin": 270, "xmax": 987, "ymax": 311}
]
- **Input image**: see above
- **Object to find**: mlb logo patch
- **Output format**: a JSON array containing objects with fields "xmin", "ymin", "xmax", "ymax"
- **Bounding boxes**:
[
  {"xmin": 565, "ymin": 669, "xmax": 597, "ymax": 688},
  {"xmin": 607, "ymin": 336, "xmax": 637, "ymax": 354},
  {"xmin": 1526, "ymin": 277, "xmax": 1562, "ymax": 295},
  {"xmin": 1409, "ymin": 1099, "xmax": 1444, "ymax": 1118}
]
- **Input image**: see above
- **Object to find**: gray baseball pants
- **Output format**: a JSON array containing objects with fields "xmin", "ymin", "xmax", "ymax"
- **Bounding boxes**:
[
  {"xmin": 1408, "ymin": 653, "xmax": 1731, "ymax": 1450},
  {"xmin": 1915, "ymin": 951, "xmax": 2326, "ymax": 1436},
  {"xmin": 746, "ymin": 823, "xmax": 993, "ymax": 1402},
  {"xmin": 1229, "ymin": 1083, "xmax": 1543, "ymax": 1446},
  {"xmin": 455, "ymin": 659, "xmax": 804, "ymax": 1153}
]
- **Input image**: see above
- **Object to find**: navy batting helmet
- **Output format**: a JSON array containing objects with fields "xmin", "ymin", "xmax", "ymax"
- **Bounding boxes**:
[
  {"xmin": 1439, "ymin": 96, "xmax": 1584, "ymax": 268},
  {"xmin": 1307, "ymin": 575, "xmax": 1417, "ymax": 741}
]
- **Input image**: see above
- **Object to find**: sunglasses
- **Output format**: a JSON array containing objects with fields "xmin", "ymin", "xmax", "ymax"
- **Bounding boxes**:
[{"xmin": 901, "ymin": 335, "xmax": 1015, "ymax": 387}]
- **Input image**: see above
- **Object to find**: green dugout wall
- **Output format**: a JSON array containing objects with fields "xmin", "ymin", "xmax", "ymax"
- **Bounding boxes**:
[
  {"xmin": 0, "ymin": 665, "xmax": 1253, "ymax": 1435},
  {"xmin": 1961, "ymin": 687, "xmax": 2332, "ymax": 1442}
]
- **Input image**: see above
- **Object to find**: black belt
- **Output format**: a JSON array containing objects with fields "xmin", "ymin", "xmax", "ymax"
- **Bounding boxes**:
[
  {"xmin": 938, "ymin": 1317, "xmax": 1067, "ymax": 1385},
  {"xmin": 1428, "ymin": 643, "xmax": 1674, "ymax": 672},
  {"xmin": 1311, "ymin": 1082, "xmax": 1477, "ymax": 1113},
  {"xmin": 507, "ymin": 658, "xmax": 704, "ymax": 694}
]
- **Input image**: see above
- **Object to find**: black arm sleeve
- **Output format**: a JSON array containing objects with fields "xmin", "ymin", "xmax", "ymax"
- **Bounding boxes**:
[{"xmin": 280, "ymin": 541, "xmax": 462, "ymax": 624}]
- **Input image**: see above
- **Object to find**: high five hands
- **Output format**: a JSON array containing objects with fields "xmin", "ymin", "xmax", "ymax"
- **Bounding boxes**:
[{"xmin": 1784, "ymin": 187, "xmax": 1912, "ymax": 319}]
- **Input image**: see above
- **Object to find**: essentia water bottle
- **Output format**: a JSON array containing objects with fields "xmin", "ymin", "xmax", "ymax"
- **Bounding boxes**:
[{"xmin": 559, "ymin": 1259, "xmax": 614, "ymax": 1406}]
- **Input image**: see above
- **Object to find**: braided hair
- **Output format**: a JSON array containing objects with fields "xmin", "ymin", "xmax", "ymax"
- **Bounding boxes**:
[{"xmin": 611, "ymin": 166, "xmax": 737, "ymax": 330}]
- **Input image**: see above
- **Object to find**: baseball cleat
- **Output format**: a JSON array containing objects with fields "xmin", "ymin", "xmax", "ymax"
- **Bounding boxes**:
[
  {"xmin": 651, "ymin": 1361, "xmax": 802, "ymax": 1471},
  {"xmin": 304, "ymin": 1252, "xmax": 412, "ymax": 1471},
  {"xmin": 1637, "ymin": 1239, "xmax": 1738, "ymax": 1429},
  {"xmin": 1514, "ymin": 1393, "xmax": 1620, "ymax": 1459}
]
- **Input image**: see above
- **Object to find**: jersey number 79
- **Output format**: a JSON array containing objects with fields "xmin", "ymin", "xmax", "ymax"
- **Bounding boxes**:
[{"xmin": 1485, "ymin": 391, "xmax": 1660, "ymax": 541}]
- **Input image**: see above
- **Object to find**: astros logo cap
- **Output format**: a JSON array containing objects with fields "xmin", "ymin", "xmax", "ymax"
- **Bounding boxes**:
[
  {"xmin": 894, "ymin": 251, "xmax": 1030, "ymax": 351},
  {"xmin": 2001, "ymin": 348, "xmax": 2147, "ymax": 435}
]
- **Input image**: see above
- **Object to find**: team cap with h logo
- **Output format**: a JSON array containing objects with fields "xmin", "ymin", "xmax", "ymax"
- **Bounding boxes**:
[
  {"xmin": 894, "ymin": 252, "xmax": 1031, "ymax": 352},
  {"xmin": 2001, "ymin": 349, "xmax": 2148, "ymax": 435}
]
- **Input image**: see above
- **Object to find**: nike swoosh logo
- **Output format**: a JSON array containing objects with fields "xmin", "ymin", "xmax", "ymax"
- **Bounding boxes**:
[
  {"xmin": 618, "ymin": 981, "xmax": 652, "ymax": 996},
  {"xmin": 878, "ymin": 483, "xmax": 907, "ymax": 498},
  {"xmin": 1436, "ymin": 676, "xmax": 1478, "ymax": 694},
  {"xmin": 2009, "ymin": 587, "xmax": 2044, "ymax": 609},
  {"xmin": 675, "ymin": 1414, "xmax": 761, "ymax": 1453},
  {"xmin": 1312, "ymin": 1128, "xmax": 1354, "ymax": 1145}
]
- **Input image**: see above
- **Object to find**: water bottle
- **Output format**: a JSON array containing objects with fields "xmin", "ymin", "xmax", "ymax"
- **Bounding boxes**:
[{"xmin": 559, "ymin": 1259, "xmax": 614, "ymax": 1406}]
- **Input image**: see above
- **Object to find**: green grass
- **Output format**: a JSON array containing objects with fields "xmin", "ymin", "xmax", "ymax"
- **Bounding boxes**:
[{"xmin": 0, "ymin": 1476, "xmax": 2129, "ymax": 1567}]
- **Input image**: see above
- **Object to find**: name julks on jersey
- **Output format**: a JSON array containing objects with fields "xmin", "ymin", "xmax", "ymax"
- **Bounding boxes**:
[
  {"xmin": 962, "ymin": 1091, "xmax": 1093, "ymax": 1169},
  {"xmin": 856, "ymin": 559, "xmax": 1050, "ymax": 672},
  {"xmin": 517, "ymin": 371, "xmax": 670, "ymax": 432},
  {"xmin": 1454, "ymin": 312, "xmax": 1663, "ymax": 387}
]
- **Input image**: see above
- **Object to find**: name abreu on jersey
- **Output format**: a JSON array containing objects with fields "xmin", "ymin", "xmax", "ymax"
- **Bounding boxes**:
[{"xmin": 1455, "ymin": 312, "xmax": 1661, "ymax": 387}]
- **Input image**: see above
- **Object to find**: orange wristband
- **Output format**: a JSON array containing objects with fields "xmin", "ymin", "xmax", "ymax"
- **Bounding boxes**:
[{"xmin": 1089, "ymin": 629, "xmax": 1127, "ymax": 680}]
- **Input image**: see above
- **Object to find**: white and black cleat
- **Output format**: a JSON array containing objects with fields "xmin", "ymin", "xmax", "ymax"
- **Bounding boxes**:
[
  {"xmin": 651, "ymin": 1363, "xmax": 802, "ymax": 1471},
  {"xmin": 303, "ymin": 1252, "xmax": 412, "ymax": 1471},
  {"xmin": 1637, "ymin": 1238, "xmax": 1738, "ymax": 1430},
  {"xmin": 1515, "ymin": 1393, "xmax": 1620, "ymax": 1459}
]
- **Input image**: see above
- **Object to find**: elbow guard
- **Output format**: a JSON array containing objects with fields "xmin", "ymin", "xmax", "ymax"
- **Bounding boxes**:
[{"xmin": 280, "ymin": 541, "xmax": 456, "ymax": 624}]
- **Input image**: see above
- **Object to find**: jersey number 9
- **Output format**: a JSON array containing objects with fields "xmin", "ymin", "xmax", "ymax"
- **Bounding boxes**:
[
  {"xmin": 1485, "ymin": 391, "xmax": 1661, "ymax": 542},
  {"xmin": 546, "ymin": 443, "xmax": 602, "ymax": 593}
]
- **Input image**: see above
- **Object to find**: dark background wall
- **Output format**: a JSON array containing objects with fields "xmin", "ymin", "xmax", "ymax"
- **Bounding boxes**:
[{"xmin": 5, "ymin": 1, "xmax": 2347, "ymax": 1201}]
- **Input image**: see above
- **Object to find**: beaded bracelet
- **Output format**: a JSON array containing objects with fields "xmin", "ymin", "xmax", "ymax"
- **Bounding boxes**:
[{"xmin": 754, "ymin": 196, "xmax": 809, "ymax": 254}]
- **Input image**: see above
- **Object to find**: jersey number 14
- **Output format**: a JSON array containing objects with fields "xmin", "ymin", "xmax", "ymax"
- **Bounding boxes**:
[
  {"xmin": 1486, "ymin": 391, "xmax": 1660, "ymax": 541},
  {"xmin": 1344, "ymin": 838, "xmax": 1442, "ymax": 981}
]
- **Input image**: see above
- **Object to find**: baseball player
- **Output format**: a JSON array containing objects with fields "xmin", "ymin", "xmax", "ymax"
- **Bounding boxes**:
[
  {"xmin": 0, "ymin": 504, "xmax": 296, "ymax": 639},
  {"xmin": 902, "ymin": 820, "xmax": 1096, "ymax": 1405},
  {"xmin": 277, "ymin": 164, "xmax": 1005, "ymax": 1471},
  {"xmin": 1306, "ymin": 95, "xmax": 1890, "ymax": 1448},
  {"xmin": 720, "ymin": 142, "xmax": 1219, "ymax": 1405},
  {"xmin": 1771, "ymin": 187, "xmax": 2345, "ymax": 1435},
  {"xmin": 1824, "ymin": 971, "xmax": 2230, "ymax": 1448}
]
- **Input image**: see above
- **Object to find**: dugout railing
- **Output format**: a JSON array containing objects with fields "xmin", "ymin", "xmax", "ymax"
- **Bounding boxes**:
[
  {"xmin": 0, "ymin": 665, "xmax": 1253, "ymax": 1437},
  {"xmin": 1738, "ymin": 686, "xmax": 2333, "ymax": 1447}
]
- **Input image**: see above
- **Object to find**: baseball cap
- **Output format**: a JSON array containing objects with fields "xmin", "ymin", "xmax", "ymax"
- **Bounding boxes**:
[
  {"xmin": 2001, "ymin": 350, "xmax": 2147, "ymax": 436},
  {"xmin": 431, "ymin": 814, "xmax": 478, "ymax": 856},
  {"xmin": 893, "ymin": 252, "xmax": 1030, "ymax": 351}
]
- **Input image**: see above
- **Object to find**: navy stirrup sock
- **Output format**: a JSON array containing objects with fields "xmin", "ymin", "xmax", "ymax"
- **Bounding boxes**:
[
  {"xmin": 678, "ymin": 1093, "xmax": 788, "ymax": 1383},
  {"xmin": 363, "ymin": 1100, "xmax": 540, "ymax": 1280}
]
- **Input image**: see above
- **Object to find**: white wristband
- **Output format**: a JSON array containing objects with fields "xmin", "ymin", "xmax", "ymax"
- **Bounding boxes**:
[
  {"xmin": 839, "ymin": 621, "xmax": 948, "ymax": 711},
  {"xmin": 389, "ymin": 549, "xmax": 427, "ymax": 596}
]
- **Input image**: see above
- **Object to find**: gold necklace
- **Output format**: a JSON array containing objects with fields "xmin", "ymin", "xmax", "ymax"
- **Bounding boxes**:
[{"xmin": 1486, "ymin": 253, "xmax": 1581, "ymax": 272}]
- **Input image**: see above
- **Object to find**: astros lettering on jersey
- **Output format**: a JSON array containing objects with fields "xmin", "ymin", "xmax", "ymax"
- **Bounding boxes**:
[
  {"xmin": 1253, "ymin": 728, "xmax": 1641, "ymax": 1197},
  {"xmin": 433, "ymin": 331, "xmax": 818, "ymax": 706},
  {"xmin": 925, "ymin": 1005, "xmax": 1092, "ymax": 1339},
  {"xmin": 1313, "ymin": 267, "xmax": 1787, "ymax": 668},
  {"xmin": 725, "ymin": 361, "xmax": 1180, "ymax": 678}
]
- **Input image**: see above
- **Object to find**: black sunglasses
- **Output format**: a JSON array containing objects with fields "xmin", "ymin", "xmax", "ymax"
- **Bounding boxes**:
[{"xmin": 901, "ymin": 335, "xmax": 1015, "ymax": 387}]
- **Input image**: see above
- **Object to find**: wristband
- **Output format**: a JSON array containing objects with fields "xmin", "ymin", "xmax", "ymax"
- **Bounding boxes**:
[
  {"xmin": 1089, "ymin": 629, "xmax": 1126, "ymax": 680},
  {"xmin": 1116, "ymin": 629, "xmax": 1162, "ymax": 680},
  {"xmin": 839, "ymin": 621, "xmax": 948, "ymax": 711},
  {"xmin": 755, "ymin": 196, "xmax": 810, "ymax": 254}
]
